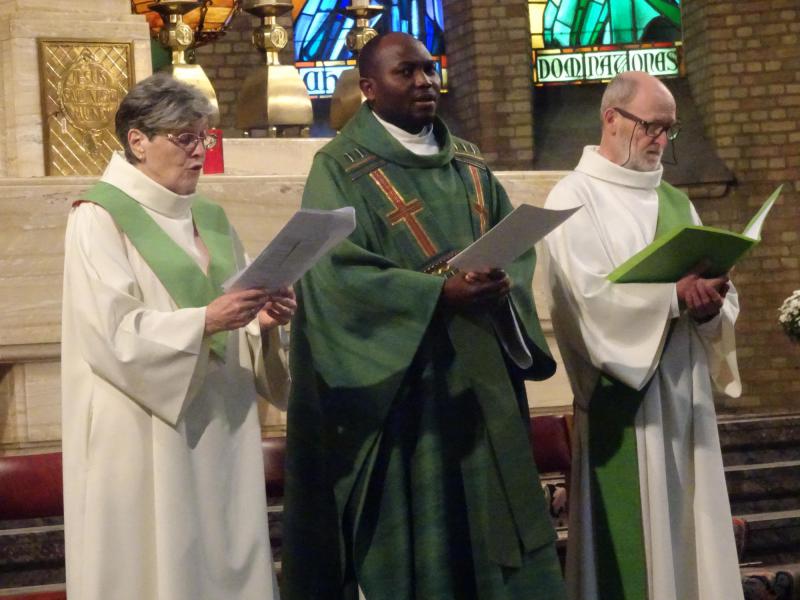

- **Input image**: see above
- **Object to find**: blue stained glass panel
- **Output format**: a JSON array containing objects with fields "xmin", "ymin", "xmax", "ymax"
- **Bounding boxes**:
[{"xmin": 293, "ymin": 0, "xmax": 446, "ymax": 97}]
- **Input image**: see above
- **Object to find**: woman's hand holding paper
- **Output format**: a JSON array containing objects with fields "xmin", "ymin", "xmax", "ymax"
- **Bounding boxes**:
[{"xmin": 258, "ymin": 287, "xmax": 297, "ymax": 330}]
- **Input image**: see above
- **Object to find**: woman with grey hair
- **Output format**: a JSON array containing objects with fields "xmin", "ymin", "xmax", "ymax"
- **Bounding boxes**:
[{"xmin": 61, "ymin": 73, "xmax": 293, "ymax": 600}]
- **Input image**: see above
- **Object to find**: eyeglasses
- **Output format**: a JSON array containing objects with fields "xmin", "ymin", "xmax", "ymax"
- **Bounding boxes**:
[
  {"xmin": 613, "ymin": 107, "xmax": 681, "ymax": 141},
  {"xmin": 165, "ymin": 131, "xmax": 214, "ymax": 152}
]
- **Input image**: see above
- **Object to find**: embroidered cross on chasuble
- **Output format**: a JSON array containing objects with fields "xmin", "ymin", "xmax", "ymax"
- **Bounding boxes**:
[
  {"xmin": 330, "ymin": 120, "xmax": 494, "ymax": 271},
  {"xmin": 369, "ymin": 168, "xmax": 439, "ymax": 258},
  {"xmin": 344, "ymin": 155, "xmax": 492, "ymax": 273}
]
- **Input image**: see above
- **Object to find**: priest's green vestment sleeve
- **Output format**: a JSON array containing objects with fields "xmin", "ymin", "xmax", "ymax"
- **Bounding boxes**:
[{"xmin": 283, "ymin": 105, "xmax": 566, "ymax": 600}]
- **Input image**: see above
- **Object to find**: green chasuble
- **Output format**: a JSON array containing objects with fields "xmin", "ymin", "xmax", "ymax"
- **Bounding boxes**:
[
  {"xmin": 283, "ymin": 104, "xmax": 566, "ymax": 600},
  {"xmin": 587, "ymin": 181, "xmax": 693, "ymax": 600}
]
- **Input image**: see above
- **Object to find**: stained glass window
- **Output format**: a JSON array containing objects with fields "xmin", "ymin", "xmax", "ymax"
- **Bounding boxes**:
[
  {"xmin": 529, "ymin": 0, "xmax": 682, "ymax": 86},
  {"xmin": 292, "ymin": 0, "xmax": 446, "ymax": 98}
]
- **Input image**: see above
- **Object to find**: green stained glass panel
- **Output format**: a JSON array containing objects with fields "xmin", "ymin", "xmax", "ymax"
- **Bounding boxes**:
[
  {"xmin": 532, "ymin": 0, "xmax": 681, "ymax": 47},
  {"xmin": 529, "ymin": 0, "xmax": 682, "ymax": 85}
]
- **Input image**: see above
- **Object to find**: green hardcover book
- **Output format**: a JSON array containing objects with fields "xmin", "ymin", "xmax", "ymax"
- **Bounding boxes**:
[{"xmin": 608, "ymin": 185, "xmax": 784, "ymax": 283}]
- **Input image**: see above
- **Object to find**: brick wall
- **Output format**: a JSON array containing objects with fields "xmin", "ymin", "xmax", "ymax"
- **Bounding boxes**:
[
  {"xmin": 441, "ymin": 0, "xmax": 534, "ymax": 169},
  {"xmin": 682, "ymin": 0, "xmax": 800, "ymax": 412}
]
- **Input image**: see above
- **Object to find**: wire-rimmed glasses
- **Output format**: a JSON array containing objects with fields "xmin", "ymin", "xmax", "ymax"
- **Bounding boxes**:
[{"xmin": 165, "ymin": 131, "xmax": 214, "ymax": 153}]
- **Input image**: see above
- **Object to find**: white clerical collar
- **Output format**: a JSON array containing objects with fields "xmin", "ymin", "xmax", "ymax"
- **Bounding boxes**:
[
  {"xmin": 575, "ymin": 146, "xmax": 663, "ymax": 190},
  {"xmin": 372, "ymin": 111, "xmax": 439, "ymax": 156},
  {"xmin": 100, "ymin": 152, "xmax": 196, "ymax": 218}
]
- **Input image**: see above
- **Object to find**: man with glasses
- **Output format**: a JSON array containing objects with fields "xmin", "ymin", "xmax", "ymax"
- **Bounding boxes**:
[{"xmin": 542, "ymin": 71, "xmax": 743, "ymax": 600}]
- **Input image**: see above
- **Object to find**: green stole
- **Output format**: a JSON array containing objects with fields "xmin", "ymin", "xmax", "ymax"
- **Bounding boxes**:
[
  {"xmin": 588, "ymin": 181, "xmax": 692, "ymax": 600},
  {"xmin": 81, "ymin": 181, "xmax": 236, "ymax": 360},
  {"xmin": 328, "ymin": 125, "xmax": 556, "ymax": 566}
]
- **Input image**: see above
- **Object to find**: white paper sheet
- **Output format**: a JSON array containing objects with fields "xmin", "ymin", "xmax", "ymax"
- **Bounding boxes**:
[
  {"xmin": 224, "ymin": 206, "xmax": 356, "ymax": 291},
  {"xmin": 448, "ymin": 204, "xmax": 580, "ymax": 271}
]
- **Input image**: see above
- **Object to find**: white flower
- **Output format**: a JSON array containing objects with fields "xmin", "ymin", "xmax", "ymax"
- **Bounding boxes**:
[{"xmin": 778, "ymin": 289, "xmax": 800, "ymax": 343}]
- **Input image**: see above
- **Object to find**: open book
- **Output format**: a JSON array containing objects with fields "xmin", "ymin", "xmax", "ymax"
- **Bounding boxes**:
[
  {"xmin": 607, "ymin": 185, "xmax": 783, "ymax": 283},
  {"xmin": 224, "ymin": 207, "xmax": 356, "ymax": 291}
]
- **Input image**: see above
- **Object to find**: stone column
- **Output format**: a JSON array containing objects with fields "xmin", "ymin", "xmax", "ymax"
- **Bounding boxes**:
[
  {"xmin": 441, "ymin": 0, "xmax": 534, "ymax": 169},
  {"xmin": 0, "ymin": 0, "xmax": 152, "ymax": 177}
]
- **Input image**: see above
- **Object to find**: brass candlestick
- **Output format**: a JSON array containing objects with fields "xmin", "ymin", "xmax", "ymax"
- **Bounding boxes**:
[
  {"xmin": 329, "ymin": 1, "xmax": 383, "ymax": 130},
  {"xmin": 148, "ymin": 0, "xmax": 220, "ymax": 124},
  {"xmin": 236, "ymin": 0, "xmax": 313, "ymax": 137}
]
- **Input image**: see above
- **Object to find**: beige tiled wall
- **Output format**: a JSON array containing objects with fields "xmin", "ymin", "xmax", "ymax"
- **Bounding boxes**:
[{"xmin": 0, "ymin": 165, "xmax": 572, "ymax": 453}]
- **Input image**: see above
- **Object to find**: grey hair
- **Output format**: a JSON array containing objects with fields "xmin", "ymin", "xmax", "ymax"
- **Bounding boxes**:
[
  {"xmin": 599, "ymin": 72, "xmax": 641, "ymax": 120},
  {"xmin": 115, "ymin": 73, "xmax": 214, "ymax": 163}
]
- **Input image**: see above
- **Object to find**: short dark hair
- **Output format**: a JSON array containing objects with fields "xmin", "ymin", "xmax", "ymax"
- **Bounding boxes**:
[
  {"xmin": 114, "ymin": 73, "xmax": 214, "ymax": 163},
  {"xmin": 358, "ymin": 32, "xmax": 425, "ymax": 79},
  {"xmin": 357, "ymin": 34, "xmax": 386, "ymax": 79}
]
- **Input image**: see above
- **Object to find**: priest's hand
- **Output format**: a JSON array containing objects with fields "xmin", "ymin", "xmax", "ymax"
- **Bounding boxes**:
[
  {"xmin": 205, "ymin": 288, "xmax": 270, "ymax": 335},
  {"xmin": 258, "ymin": 287, "xmax": 297, "ymax": 330},
  {"xmin": 676, "ymin": 270, "xmax": 729, "ymax": 323},
  {"xmin": 440, "ymin": 269, "xmax": 511, "ymax": 311}
]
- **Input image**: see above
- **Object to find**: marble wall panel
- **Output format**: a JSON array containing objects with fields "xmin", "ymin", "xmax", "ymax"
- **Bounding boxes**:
[
  {"xmin": 0, "ymin": 9, "xmax": 152, "ymax": 177},
  {"xmin": 0, "ymin": 178, "xmax": 85, "ymax": 349},
  {"xmin": 0, "ymin": 0, "xmax": 128, "ymax": 14},
  {"xmin": 0, "ymin": 30, "xmax": 7, "ymax": 179},
  {"xmin": 223, "ymin": 139, "xmax": 329, "ymax": 176},
  {"xmin": 259, "ymin": 401, "xmax": 288, "ymax": 436},
  {"xmin": 0, "ymin": 365, "xmax": 20, "ymax": 446},
  {"xmin": 0, "ymin": 167, "xmax": 572, "ymax": 450},
  {"xmin": 76, "ymin": 0, "xmax": 136, "ymax": 12},
  {"xmin": 200, "ymin": 175, "xmax": 308, "ymax": 252},
  {"xmin": 21, "ymin": 361, "xmax": 61, "ymax": 443}
]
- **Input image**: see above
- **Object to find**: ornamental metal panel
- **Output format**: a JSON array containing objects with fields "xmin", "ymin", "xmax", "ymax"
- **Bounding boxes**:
[{"xmin": 38, "ymin": 39, "xmax": 135, "ymax": 176}]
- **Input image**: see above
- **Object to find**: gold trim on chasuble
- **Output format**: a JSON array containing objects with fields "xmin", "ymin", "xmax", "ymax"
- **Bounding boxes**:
[
  {"xmin": 343, "ymin": 147, "xmax": 386, "ymax": 179},
  {"xmin": 467, "ymin": 163, "xmax": 489, "ymax": 235},
  {"xmin": 368, "ymin": 168, "xmax": 439, "ymax": 258}
]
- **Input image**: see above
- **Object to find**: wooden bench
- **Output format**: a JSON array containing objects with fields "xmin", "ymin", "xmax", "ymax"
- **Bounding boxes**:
[
  {"xmin": 0, "ymin": 592, "xmax": 67, "ymax": 600},
  {"xmin": 530, "ymin": 414, "xmax": 572, "ymax": 476},
  {"xmin": 0, "ymin": 453, "xmax": 63, "ymax": 522},
  {"xmin": 0, "ymin": 453, "xmax": 66, "ymax": 599}
]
